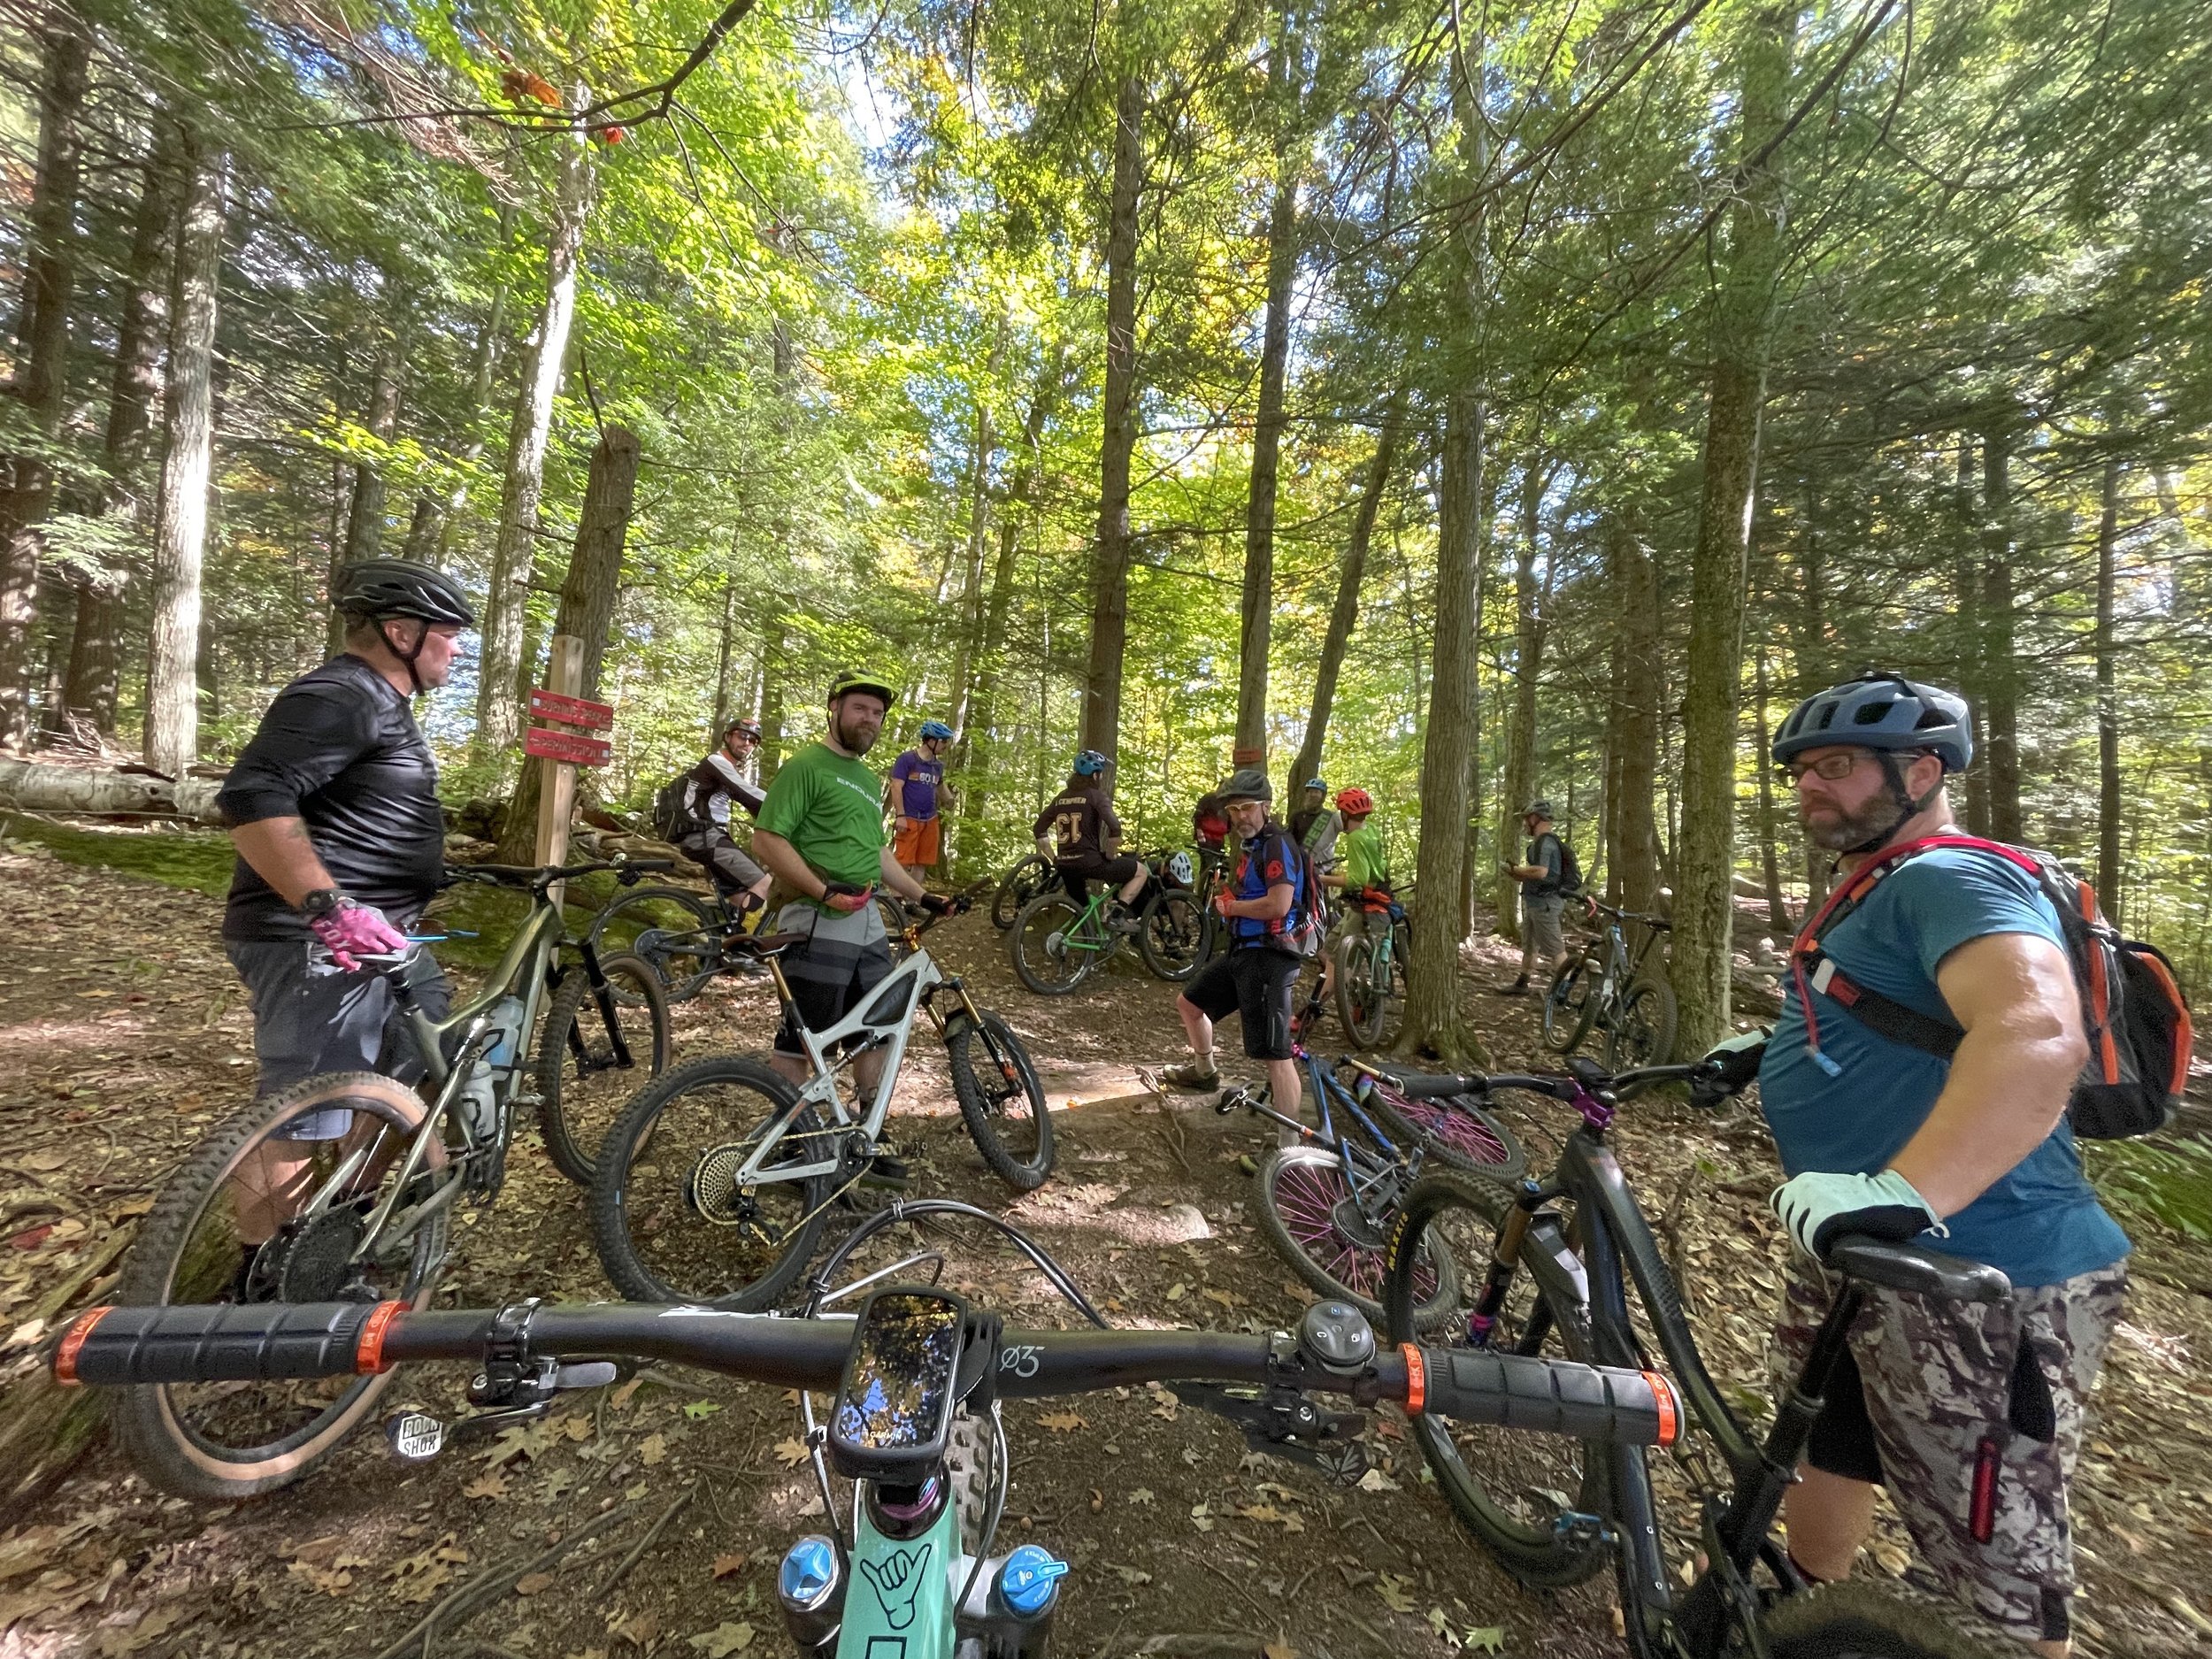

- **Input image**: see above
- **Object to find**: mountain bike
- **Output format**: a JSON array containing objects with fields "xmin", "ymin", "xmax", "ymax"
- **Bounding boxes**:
[
  {"xmin": 58, "ymin": 1199, "xmax": 1687, "ymax": 1659},
  {"xmin": 106, "ymin": 857, "xmax": 673, "ymax": 1499},
  {"xmin": 1544, "ymin": 899, "xmax": 1677, "ymax": 1068},
  {"xmin": 1379, "ymin": 1052, "xmax": 2024, "ymax": 1659},
  {"xmin": 1008, "ymin": 879, "xmax": 1128, "ymax": 995},
  {"xmin": 1332, "ymin": 887, "xmax": 1412, "ymax": 1049},
  {"xmin": 989, "ymin": 852, "xmax": 1055, "ymax": 931},
  {"xmin": 1134, "ymin": 846, "xmax": 1227, "ymax": 983},
  {"xmin": 1214, "ymin": 1048, "xmax": 1525, "ymax": 1329},
  {"xmin": 592, "ymin": 890, "xmax": 1053, "ymax": 1311},
  {"xmin": 593, "ymin": 879, "xmax": 915, "ymax": 1003}
]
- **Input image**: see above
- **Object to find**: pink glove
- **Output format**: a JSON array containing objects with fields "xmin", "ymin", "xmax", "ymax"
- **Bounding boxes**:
[
  {"xmin": 820, "ymin": 881, "xmax": 873, "ymax": 915},
  {"xmin": 311, "ymin": 900, "xmax": 408, "ymax": 971}
]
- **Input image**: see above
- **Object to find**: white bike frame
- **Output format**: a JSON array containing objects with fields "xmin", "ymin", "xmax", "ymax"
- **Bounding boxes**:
[{"xmin": 731, "ymin": 940, "xmax": 952, "ymax": 1187}]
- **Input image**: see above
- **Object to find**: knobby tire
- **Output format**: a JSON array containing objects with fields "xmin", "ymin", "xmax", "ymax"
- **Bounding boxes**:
[
  {"xmin": 944, "ymin": 1010, "xmax": 1055, "ymax": 1191},
  {"xmin": 535, "ymin": 953, "xmax": 672, "ymax": 1186},
  {"xmin": 1253, "ymin": 1146, "xmax": 1459, "ymax": 1329}
]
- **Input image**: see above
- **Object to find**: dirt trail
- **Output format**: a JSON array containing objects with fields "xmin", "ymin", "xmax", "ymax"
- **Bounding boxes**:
[{"xmin": 0, "ymin": 843, "xmax": 2207, "ymax": 1658}]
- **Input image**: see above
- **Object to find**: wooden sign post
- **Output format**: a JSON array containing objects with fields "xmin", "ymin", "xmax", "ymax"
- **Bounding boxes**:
[{"xmin": 522, "ymin": 635, "xmax": 615, "ymax": 909}]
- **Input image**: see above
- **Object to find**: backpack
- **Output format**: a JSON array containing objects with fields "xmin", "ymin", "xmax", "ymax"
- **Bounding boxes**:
[
  {"xmin": 649, "ymin": 774, "xmax": 698, "ymax": 844},
  {"xmin": 1238, "ymin": 826, "xmax": 1324, "ymax": 960},
  {"xmin": 1792, "ymin": 834, "xmax": 2193, "ymax": 1140},
  {"xmin": 1534, "ymin": 832, "xmax": 1583, "ymax": 898}
]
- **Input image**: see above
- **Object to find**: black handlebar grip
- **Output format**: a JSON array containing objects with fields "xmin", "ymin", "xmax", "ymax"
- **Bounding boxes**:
[
  {"xmin": 1380, "ymin": 1071, "xmax": 1478, "ymax": 1101},
  {"xmin": 55, "ymin": 1301, "xmax": 400, "ymax": 1387},
  {"xmin": 1407, "ymin": 1345, "xmax": 1683, "ymax": 1447}
]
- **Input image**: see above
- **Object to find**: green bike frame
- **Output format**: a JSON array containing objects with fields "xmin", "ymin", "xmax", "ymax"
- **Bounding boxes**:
[{"xmin": 840, "ymin": 1494, "xmax": 967, "ymax": 1657}]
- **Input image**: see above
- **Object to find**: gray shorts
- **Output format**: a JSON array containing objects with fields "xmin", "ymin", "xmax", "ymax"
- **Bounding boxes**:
[
  {"xmin": 1521, "ymin": 895, "xmax": 1564, "ymax": 964},
  {"xmin": 769, "ymin": 901, "xmax": 894, "ymax": 1056},
  {"xmin": 227, "ymin": 940, "xmax": 451, "ymax": 1139},
  {"xmin": 1771, "ymin": 1253, "xmax": 2126, "ymax": 1642}
]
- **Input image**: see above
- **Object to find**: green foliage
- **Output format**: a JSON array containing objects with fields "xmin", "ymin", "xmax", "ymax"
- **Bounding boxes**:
[{"xmin": 2086, "ymin": 1137, "xmax": 2212, "ymax": 1245}]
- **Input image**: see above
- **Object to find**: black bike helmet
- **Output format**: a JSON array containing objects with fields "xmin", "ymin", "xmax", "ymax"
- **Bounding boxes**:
[
  {"xmin": 332, "ymin": 559, "xmax": 476, "ymax": 627},
  {"xmin": 1773, "ymin": 672, "xmax": 1972, "ymax": 774}
]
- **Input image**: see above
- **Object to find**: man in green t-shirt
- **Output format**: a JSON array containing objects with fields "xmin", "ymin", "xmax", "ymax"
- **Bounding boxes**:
[
  {"xmin": 1317, "ymin": 787, "xmax": 1392, "ymax": 1012},
  {"xmin": 751, "ymin": 669, "xmax": 950, "ymax": 1089}
]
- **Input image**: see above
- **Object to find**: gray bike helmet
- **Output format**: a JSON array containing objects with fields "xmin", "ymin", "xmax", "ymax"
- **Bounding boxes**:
[
  {"xmin": 332, "ymin": 558, "xmax": 476, "ymax": 627},
  {"xmin": 1218, "ymin": 766, "xmax": 1273, "ymax": 805},
  {"xmin": 1773, "ymin": 672, "xmax": 1972, "ymax": 774},
  {"xmin": 1524, "ymin": 799, "xmax": 1554, "ymax": 820}
]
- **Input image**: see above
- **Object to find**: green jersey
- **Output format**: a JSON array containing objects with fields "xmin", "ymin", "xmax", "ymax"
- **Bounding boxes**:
[
  {"xmin": 1340, "ymin": 824, "xmax": 1389, "ymax": 892},
  {"xmin": 755, "ymin": 741, "xmax": 886, "ymax": 910}
]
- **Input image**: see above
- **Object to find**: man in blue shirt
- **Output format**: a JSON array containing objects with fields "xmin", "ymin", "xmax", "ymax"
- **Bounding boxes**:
[
  {"xmin": 887, "ymin": 719, "xmax": 953, "ymax": 881},
  {"xmin": 1762, "ymin": 672, "xmax": 2126, "ymax": 1655}
]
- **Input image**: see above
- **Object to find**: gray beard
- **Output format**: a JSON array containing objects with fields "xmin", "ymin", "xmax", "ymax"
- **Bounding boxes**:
[{"xmin": 1801, "ymin": 795, "xmax": 1903, "ymax": 852}]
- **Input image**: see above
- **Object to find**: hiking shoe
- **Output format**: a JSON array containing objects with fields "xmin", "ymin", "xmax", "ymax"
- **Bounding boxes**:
[
  {"xmin": 1158, "ymin": 1058, "xmax": 1220, "ymax": 1090},
  {"xmin": 1108, "ymin": 903, "xmax": 1143, "ymax": 936},
  {"xmin": 1491, "ymin": 978, "xmax": 1531, "ymax": 996}
]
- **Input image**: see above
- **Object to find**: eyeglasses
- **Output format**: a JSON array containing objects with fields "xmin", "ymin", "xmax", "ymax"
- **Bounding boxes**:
[{"xmin": 1781, "ymin": 753, "xmax": 1865, "ymax": 783}]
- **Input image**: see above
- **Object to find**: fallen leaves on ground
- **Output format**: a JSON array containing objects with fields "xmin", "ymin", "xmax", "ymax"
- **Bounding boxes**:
[{"xmin": 687, "ymin": 1621, "xmax": 756, "ymax": 1656}]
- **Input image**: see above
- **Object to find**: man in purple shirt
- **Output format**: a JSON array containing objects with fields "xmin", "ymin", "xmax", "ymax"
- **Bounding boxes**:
[{"xmin": 888, "ymin": 718, "xmax": 954, "ymax": 879}]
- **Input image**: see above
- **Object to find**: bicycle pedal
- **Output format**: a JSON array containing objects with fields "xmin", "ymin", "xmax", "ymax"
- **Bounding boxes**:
[{"xmin": 1551, "ymin": 1510, "xmax": 1614, "ymax": 1551}]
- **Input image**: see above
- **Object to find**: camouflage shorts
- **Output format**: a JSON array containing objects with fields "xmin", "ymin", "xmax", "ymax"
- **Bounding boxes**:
[{"xmin": 1771, "ymin": 1253, "xmax": 2127, "ymax": 1643}]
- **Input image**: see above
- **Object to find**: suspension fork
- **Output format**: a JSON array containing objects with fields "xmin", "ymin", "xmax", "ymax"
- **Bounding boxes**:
[{"xmin": 1464, "ymin": 1182, "xmax": 1568, "ymax": 1347}]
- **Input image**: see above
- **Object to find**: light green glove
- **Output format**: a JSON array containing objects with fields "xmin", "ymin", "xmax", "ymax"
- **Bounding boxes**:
[{"xmin": 1772, "ymin": 1169, "xmax": 1944, "ymax": 1258}]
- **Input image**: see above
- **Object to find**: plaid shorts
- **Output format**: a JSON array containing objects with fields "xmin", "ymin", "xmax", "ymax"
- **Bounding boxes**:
[{"xmin": 1771, "ymin": 1252, "xmax": 2126, "ymax": 1642}]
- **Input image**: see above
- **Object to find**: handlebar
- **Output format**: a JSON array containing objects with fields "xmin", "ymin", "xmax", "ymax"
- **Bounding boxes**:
[
  {"xmin": 53, "ymin": 1300, "xmax": 1683, "ymax": 1449},
  {"xmin": 443, "ymin": 856, "xmax": 675, "ymax": 892},
  {"xmin": 1354, "ymin": 1057, "xmax": 1702, "ymax": 1103}
]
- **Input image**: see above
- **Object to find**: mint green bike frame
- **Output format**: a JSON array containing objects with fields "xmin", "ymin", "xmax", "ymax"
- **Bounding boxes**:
[{"xmin": 839, "ymin": 1494, "xmax": 967, "ymax": 1657}]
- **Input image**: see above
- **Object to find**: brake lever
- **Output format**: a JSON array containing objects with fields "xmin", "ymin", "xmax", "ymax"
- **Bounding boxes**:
[{"xmin": 1168, "ymin": 1379, "xmax": 1369, "ymax": 1481}]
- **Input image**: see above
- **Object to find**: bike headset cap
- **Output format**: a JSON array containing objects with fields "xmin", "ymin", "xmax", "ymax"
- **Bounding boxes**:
[
  {"xmin": 1218, "ymin": 766, "xmax": 1273, "ymax": 806},
  {"xmin": 332, "ymin": 559, "xmax": 475, "ymax": 693},
  {"xmin": 1334, "ymin": 787, "xmax": 1373, "ymax": 816},
  {"xmin": 1072, "ymin": 749, "xmax": 1110, "ymax": 777},
  {"xmin": 826, "ymin": 668, "xmax": 897, "ymax": 707},
  {"xmin": 919, "ymin": 719, "xmax": 955, "ymax": 741},
  {"xmin": 1772, "ymin": 671, "xmax": 1973, "ymax": 852}
]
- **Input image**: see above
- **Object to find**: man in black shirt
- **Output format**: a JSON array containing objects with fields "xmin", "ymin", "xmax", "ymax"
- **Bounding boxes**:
[
  {"xmin": 216, "ymin": 559, "xmax": 472, "ymax": 1141},
  {"xmin": 674, "ymin": 716, "xmax": 771, "ymax": 909},
  {"xmin": 1496, "ymin": 798, "xmax": 1572, "ymax": 995},
  {"xmin": 1032, "ymin": 749, "xmax": 1150, "ymax": 931}
]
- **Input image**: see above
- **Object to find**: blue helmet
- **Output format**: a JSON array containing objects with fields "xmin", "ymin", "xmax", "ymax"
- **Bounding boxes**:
[
  {"xmin": 1073, "ymin": 749, "xmax": 1109, "ymax": 777},
  {"xmin": 918, "ymin": 719, "xmax": 954, "ymax": 741},
  {"xmin": 1773, "ymin": 672, "xmax": 1972, "ymax": 774},
  {"xmin": 1302, "ymin": 777, "xmax": 1326, "ymax": 792}
]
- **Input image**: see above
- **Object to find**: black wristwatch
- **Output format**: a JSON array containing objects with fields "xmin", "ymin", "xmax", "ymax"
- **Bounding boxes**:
[{"xmin": 300, "ymin": 888, "xmax": 347, "ymax": 919}]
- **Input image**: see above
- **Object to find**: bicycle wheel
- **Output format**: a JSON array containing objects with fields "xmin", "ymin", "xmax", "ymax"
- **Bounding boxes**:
[
  {"xmin": 1381, "ymin": 1172, "xmax": 1606, "ymax": 1588},
  {"xmin": 1330, "ymin": 934, "xmax": 1387, "ymax": 1048},
  {"xmin": 1137, "ymin": 887, "xmax": 1204, "ymax": 982},
  {"xmin": 946, "ymin": 1010, "xmax": 1055, "ymax": 1191},
  {"xmin": 1762, "ymin": 1581, "xmax": 2017, "ymax": 1658},
  {"xmin": 1541, "ymin": 950, "xmax": 1604, "ymax": 1053},
  {"xmin": 1606, "ymin": 976, "xmax": 1678, "ymax": 1069},
  {"xmin": 1253, "ymin": 1147, "xmax": 1459, "ymax": 1329},
  {"xmin": 588, "ymin": 885, "xmax": 722, "ymax": 1002},
  {"xmin": 109, "ymin": 1073, "xmax": 449, "ymax": 1500},
  {"xmin": 991, "ymin": 855, "xmax": 1052, "ymax": 931},
  {"xmin": 534, "ymin": 954, "xmax": 672, "ymax": 1187},
  {"xmin": 590, "ymin": 1054, "xmax": 833, "ymax": 1310},
  {"xmin": 1009, "ymin": 892, "xmax": 1103, "ymax": 995},
  {"xmin": 875, "ymin": 893, "xmax": 918, "ymax": 962},
  {"xmin": 1359, "ymin": 1075, "xmax": 1528, "ymax": 1187}
]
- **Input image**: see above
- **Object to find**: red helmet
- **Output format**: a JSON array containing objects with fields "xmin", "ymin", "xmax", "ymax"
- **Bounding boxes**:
[{"xmin": 1334, "ymin": 787, "xmax": 1373, "ymax": 816}]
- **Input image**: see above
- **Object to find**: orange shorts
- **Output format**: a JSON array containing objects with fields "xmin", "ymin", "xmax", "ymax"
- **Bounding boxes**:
[{"xmin": 893, "ymin": 816, "xmax": 942, "ymax": 867}]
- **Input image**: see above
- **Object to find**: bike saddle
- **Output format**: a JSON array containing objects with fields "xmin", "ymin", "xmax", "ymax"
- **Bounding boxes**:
[
  {"xmin": 1825, "ymin": 1237, "xmax": 2011, "ymax": 1304},
  {"xmin": 724, "ymin": 930, "xmax": 809, "ymax": 959}
]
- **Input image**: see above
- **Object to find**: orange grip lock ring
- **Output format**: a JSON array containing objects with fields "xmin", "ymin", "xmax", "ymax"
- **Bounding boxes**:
[
  {"xmin": 1399, "ymin": 1342, "xmax": 1427, "ymax": 1415},
  {"xmin": 356, "ymin": 1301, "xmax": 408, "ymax": 1374},
  {"xmin": 52, "ymin": 1305, "xmax": 115, "ymax": 1386},
  {"xmin": 1643, "ymin": 1370, "xmax": 1682, "ymax": 1448}
]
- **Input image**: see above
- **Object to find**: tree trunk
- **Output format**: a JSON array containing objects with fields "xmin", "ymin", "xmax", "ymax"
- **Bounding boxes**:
[
  {"xmin": 1980, "ymin": 421, "xmax": 2023, "ymax": 842},
  {"xmin": 328, "ymin": 317, "xmax": 406, "ymax": 649},
  {"xmin": 1494, "ymin": 462, "xmax": 1548, "ymax": 934},
  {"xmin": 1401, "ymin": 390, "xmax": 1485, "ymax": 1064},
  {"xmin": 1233, "ymin": 73, "xmax": 1299, "ymax": 769},
  {"xmin": 1288, "ymin": 396, "xmax": 1401, "ymax": 795},
  {"xmin": 1797, "ymin": 490, "xmax": 1835, "ymax": 906},
  {"xmin": 477, "ymin": 129, "xmax": 594, "ymax": 768},
  {"xmin": 495, "ymin": 426, "xmax": 640, "ymax": 864},
  {"xmin": 411, "ymin": 208, "xmax": 513, "ymax": 558},
  {"xmin": 1610, "ymin": 519, "xmax": 1662, "ymax": 913},
  {"xmin": 1752, "ymin": 647, "xmax": 1790, "ymax": 933},
  {"xmin": 759, "ymin": 631, "xmax": 787, "ymax": 788},
  {"xmin": 144, "ymin": 131, "xmax": 226, "ymax": 778},
  {"xmin": 2095, "ymin": 455, "xmax": 2123, "ymax": 913},
  {"xmin": 946, "ymin": 334, "xmax": 1004, "ymax": 740},
  {"xmin": 1946, "ymin": 438, "xmax": 1991, "ymax": 837},
  {"xmin": 63, "ymin": 121, "xmax": 177, "ymax": 736},
  {"xmin": 1669, "ymin": 1, "xmax": 1799, "ymax": 1054},
  {"xmin": 1080, "ymin": 75, "xmax": 1144, "ymax": 764},
  {"xmin": 964, "ymin": 349, "xmax": 1064, "ymax": 856},
  {"xmin": 0, "ymin": 21, "xmax": 90, "ymax": 748},
  {"xmin": 710, "ymin": 564, "xmax": 739, "ymax": 739},
  {"xmin": 0, "ymin": 757, "xmax": 223, "ymax": 820}
]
